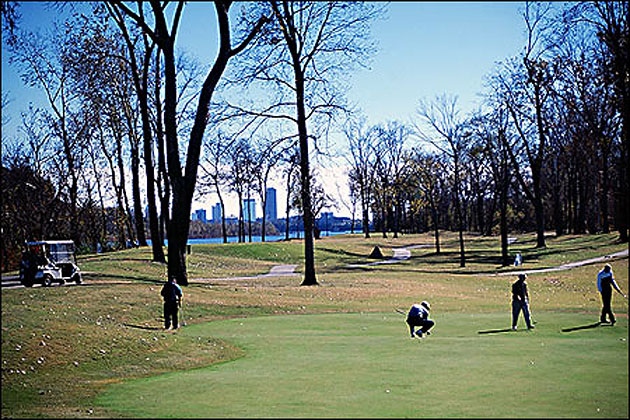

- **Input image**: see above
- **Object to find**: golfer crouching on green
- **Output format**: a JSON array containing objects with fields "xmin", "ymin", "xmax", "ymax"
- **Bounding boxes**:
[{"xmin": 406, "ymin": 301, "xmax": 434, "ymax": 339}]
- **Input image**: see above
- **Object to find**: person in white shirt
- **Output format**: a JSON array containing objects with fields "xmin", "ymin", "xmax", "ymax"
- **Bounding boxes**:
[
  {"xmin": 597, "ymin": 264, "xmax": 627, "ymax": 325},
  {"xmin": 514, "ymin": 253, "xmax": 522, "ymax": 267}
]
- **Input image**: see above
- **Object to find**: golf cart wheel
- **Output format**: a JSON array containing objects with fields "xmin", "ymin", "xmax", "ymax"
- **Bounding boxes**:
[
  {"xmin": 73, "ymin": 273, "xmax": 82, "ymax": 285},
  {"xmin": 42, "ymin": 274, "xmax": 53, "ymax": 287}
]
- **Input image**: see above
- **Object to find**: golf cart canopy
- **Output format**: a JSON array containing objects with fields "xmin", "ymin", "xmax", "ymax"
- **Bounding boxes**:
[
  {"xmin": 25, "ymin": 241, "xmax": 76, "ymax": 264},
  {"xmin": 26, "ymin": 240, "xmax": 75, "ymax": 246}
]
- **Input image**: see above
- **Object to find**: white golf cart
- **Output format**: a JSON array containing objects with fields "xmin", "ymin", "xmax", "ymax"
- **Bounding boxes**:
[{"xmin": 19, "ymin": 240, "xmax": 83, "ymax": 287}]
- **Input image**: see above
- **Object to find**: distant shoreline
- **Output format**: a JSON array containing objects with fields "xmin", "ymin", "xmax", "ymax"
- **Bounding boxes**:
[{"xmin": 147, "ymin": 230, "xmax": 354, "ymax": 246}]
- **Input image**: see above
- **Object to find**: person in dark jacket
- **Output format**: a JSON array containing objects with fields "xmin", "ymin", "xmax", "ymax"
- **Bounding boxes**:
[
  {"xmin": 511, "ymin": 273, "xmax": 534, "ymax": 330},
  {"xmin": 161, "ymin": 277, "xmax": 183, "ymax": 330},
  {"xmin": 406, "ymin": 301, "xmax": 434, "ymax": 339},
  {"xmin": 597, "ymin": 264, "xmax": 627, "ymax": 325}
]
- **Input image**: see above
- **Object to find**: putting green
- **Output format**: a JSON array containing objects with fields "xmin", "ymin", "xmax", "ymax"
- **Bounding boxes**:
[{"xmin": 97, "ymin": 312, "xmax": 628, "ymax": 418}]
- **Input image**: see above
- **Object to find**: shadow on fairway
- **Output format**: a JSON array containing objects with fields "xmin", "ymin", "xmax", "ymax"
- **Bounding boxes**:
[
  {"xmin": 477, "ymin": 328, "xmax": 521, "ymax": 335},
  {"xmin": 560, "ymin": 322, "xmax": 613, "ymax": 332},
  {"xmin": 122, "ymin": 323, "xmax": 163, "ymax": 331}
]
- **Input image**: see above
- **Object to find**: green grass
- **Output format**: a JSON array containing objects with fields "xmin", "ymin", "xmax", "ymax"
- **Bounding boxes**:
[
  {"xmin": 1, "ymin": 231, "xmax": 628, "ymax": 418},
  {"xmin": 97, "ymin": 311, "xmax": 628, "ymax": 418}
]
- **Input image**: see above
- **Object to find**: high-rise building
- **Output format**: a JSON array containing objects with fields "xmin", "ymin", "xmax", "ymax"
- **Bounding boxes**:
[
  {"xmin": 265, "ymin": 187, "xmax": 277, "ymax": 221},
  {"xmin": 194, "ymin": 209, "xmax": 207, "ymax": 223},
  {"xmin": 212, "ymin": 203, "xmax": 222, "ymax": 223},
  {"xmin": 243, "ymin": 198, "xmax": 256, "ymax": 222}
]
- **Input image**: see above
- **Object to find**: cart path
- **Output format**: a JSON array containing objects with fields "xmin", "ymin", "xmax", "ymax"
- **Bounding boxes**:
[
  {"xmin": 484, "ymin": 248, "xmax": 628, "ymax": 276},
  {"xmin": 191, "ymin": 264, "xmax": 300, "ymax": 283}
]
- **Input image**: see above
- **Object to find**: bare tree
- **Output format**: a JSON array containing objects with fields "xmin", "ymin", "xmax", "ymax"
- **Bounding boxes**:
[
  {"xmin": 252, "ymin": 136, "xmax": 287, "ymax": 241},
  {"xmin": 200, "ymin": 132, "xmax": 235, "ymax": 243},
  {"xmin": 409, "ymin": 150, "xmax": 447, "ymax": 254},
  {"xmin": 114, "ymin": 1, "xmax": 267, "ymax": 284},
  {"xmin": 107, "ymin": 3, "xmax": 165, "ymax": 260},
  {"xmin": 489, "ymin": 2, "xmax": 566, "ymax": 248},
  {"xmin": 280, "ymin": 145, "xmax": 301, "ymax": 240},
  {"xmin": 563, "ymin": 1, "xmax": 629, "ymax": 241},
  {"xmin": 415, "ymin": 94, "xmax": 468, "ymax": 267},
  {"xmin": 230, "ymin": 1, "xmax": 383, "ymax": 284},
  {"xmin": 344, "ymin": 118, "xmax": 378, "ymax": 238},
  {"xmin": 5, "ymin": 18, "xmax": 90, "ymax": 245}
]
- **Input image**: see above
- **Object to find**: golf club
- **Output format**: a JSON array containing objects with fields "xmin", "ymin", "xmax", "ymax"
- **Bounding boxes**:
[{"xmin": 180, "ymin": 297, "xmax": 187, "ymax": 327}]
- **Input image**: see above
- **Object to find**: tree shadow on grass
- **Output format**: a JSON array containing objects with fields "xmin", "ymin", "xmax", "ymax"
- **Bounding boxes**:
[
  {"xmin": 317, "ymin": 247, "xmax": 367, "ymax": 259},
  {"xmin": 122, "ymin": 323, "xmax": 163, "ymax": 331},
  {"xmin": 84, "ymin": 273, "xmax": 164, "ymax": 285},
  {"xmin": 478, "ymin": 328, "xmax": 516, "ymax": 335},
  {"xmin": 560, "ymin": 322, "xmax": 614, "ymax": 332}
]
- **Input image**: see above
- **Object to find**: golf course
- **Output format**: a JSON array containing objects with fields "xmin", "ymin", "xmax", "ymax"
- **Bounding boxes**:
[{"xmin": 1, "ymin": 232, "xmax": 628, "ymax": 418}]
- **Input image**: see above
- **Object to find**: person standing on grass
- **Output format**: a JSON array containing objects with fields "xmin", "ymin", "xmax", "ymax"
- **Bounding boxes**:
[
  {"xmin": 597, "ymin": 264, "xmax": 627, "ymax": 325},
  {"xmin": 406, "ymin": 301, "xmax": 434, "ymax": 338},
  {"xmin": 161, "ymin": 277, "xmax": 183, "ymax": 330},
  {"xmin": 511, "ymin": 273, "xmax": 534, "ymax": 330},
  {"xmin": 514, "ymin": 252, "xmax": 522, "ymax": 267}
]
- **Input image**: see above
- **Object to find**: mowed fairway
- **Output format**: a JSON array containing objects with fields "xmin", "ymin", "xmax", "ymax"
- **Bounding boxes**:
[{"xmin": 97, "ymin": 311, "xmax": 628, "ymax": 418}]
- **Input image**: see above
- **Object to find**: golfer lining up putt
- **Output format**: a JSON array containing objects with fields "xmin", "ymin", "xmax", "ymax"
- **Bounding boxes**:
[{"xmin": 406, "ymin": 301, "xmax": 434, "ymax": 338}]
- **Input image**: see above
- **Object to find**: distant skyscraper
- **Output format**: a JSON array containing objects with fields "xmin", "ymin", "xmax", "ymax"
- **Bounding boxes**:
[
  {"xmin": 194, "ymin": 209, "xmax": 207, "ymax": 223},
  {"xmin": 243, "ymin": 199, "xmax": 256, "ymax": 222},
  {"xmin": 265, "ymin": 187, "xmax": 277, "ymax": 221},
  {"xmin": 212, "ymin": 203, "xmax": 222, "ymax": 223}
]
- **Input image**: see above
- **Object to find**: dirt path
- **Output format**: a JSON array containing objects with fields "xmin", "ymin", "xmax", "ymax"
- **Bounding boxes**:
[
  {"xmin": 487, "ymin": 249, "xmax": 628, "ymax": 277},
  {"xmin": 191, "ymin": 264, "xmax": 300, "ymax": 283}
]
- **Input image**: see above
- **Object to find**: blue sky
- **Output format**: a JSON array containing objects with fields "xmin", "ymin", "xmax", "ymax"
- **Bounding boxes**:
[{"xmin": 2, "ymin": 1, "xmax": 529, "ymax": 218}]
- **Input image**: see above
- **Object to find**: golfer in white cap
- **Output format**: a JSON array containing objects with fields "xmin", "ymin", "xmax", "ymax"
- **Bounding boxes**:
[{"xmin": 406, "ymin": 301, "xmax": 434, "ymax": 339}]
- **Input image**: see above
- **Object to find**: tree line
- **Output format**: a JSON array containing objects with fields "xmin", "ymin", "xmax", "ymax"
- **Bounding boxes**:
[
  {"xmin": 344, "ymin": 2, "xmax": 628, "ymax": 268},
  {"xmin": 1, "ymin": 2, "xmax": 627, "ymax": 282}
]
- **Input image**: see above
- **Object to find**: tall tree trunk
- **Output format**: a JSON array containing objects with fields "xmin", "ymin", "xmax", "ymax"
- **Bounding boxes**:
[
  {"xmin": 598, "ymin": 141, "xmax": 610, "ymax": 233},
  {"xmin": 430, "ymin": 202, "xmax": 441, "ymax": 254},
  {"xmin": 139, "ymin": 56, "xmax": 165, "ymax": 261},
  {"xmin": 129, "ymin": 134, "xmax": 147, "ymax": 247},
  {"xmin": 261, "ymin": 194, "xmax": 267, "ymax": 242},
  {"xmin": 155, "ymin": 50, "xmax": 169, "ymax": 247},
  {"xmin": 361, "ymin": 184, "xmax": 370, "ymax": 238},
  {"xmin": 500, "ymin": 192, "xmax": 509, "ymax": 267},
  {"xmin": 294, "ymin": 72, "xmax": 317, "ymax": 286},
  {"xmin": 247, "ymin": 188, "xmax": 253, "ymax": 242},
  {"xmin": 285, "ymin": 168, "xmax": 293, "ymax": 241},
  {"xmin": 454, "ymin": 157, "xmax": 466, "ymax": 267},
  {"xmin": 217, "ymin": 188, "xmax": 228, "ymax": 243}
]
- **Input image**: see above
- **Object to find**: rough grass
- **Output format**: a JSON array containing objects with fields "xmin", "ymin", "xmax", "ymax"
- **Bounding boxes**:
[{"xmin": 1, "ymin": 231, "xmax": 628, "ymax": 418}]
